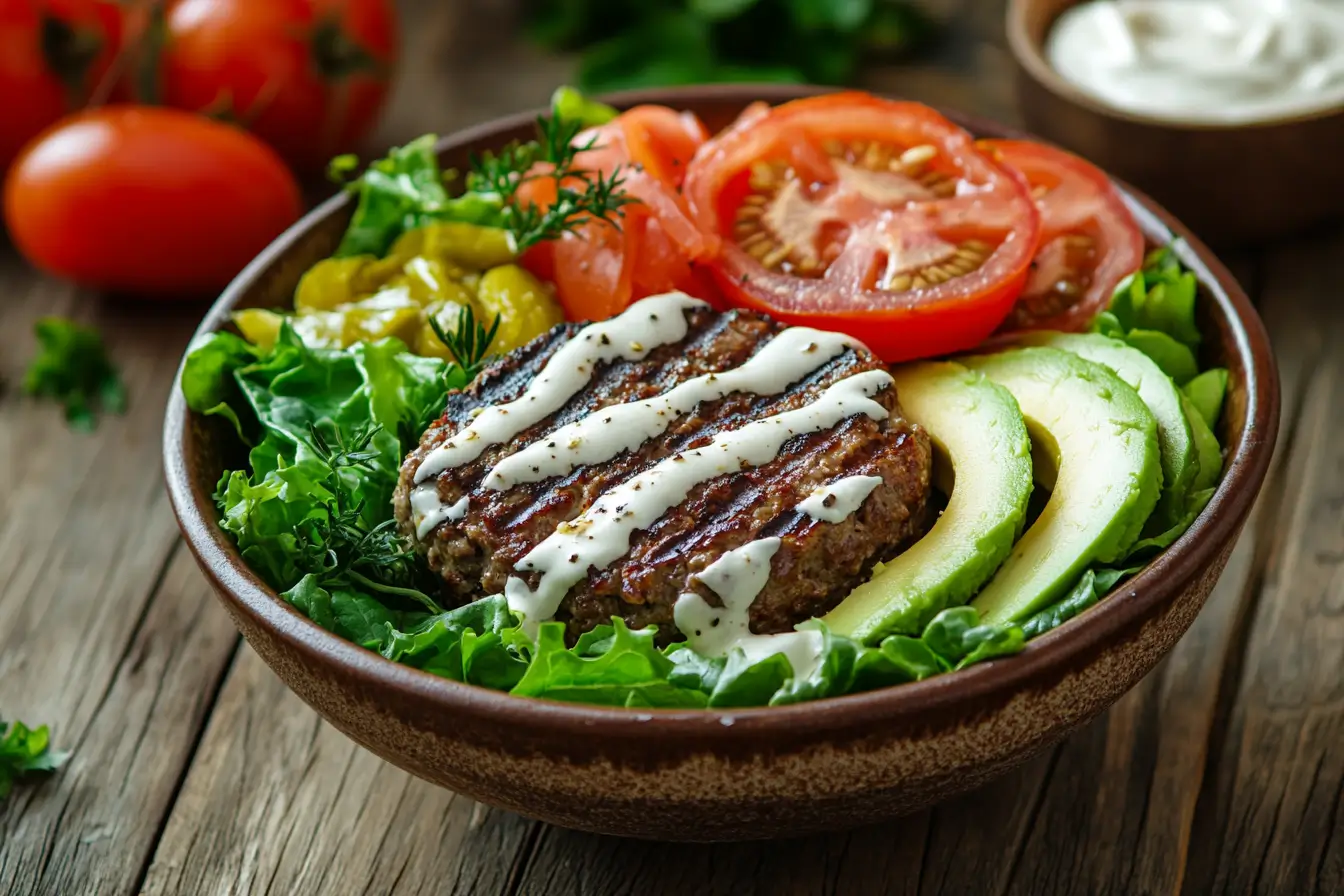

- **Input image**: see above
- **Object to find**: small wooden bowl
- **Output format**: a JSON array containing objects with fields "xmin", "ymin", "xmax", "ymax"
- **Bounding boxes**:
[
  {"xmin": 163, "ymin": 85, "xmax": 1279, "ymax": 841},
  {"xmin": 1008, "ymin": 0, "xmax": 1344, "ymax": 247}
]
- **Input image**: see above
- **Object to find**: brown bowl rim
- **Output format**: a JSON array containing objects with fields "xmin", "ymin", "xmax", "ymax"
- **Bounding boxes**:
[
  {"xmin": 163, "ymin": 83, "xmax": 1279, "ymax": 740},
  {"xmin": 1005, "ymin": 0, "xmax": 1344, "ymax": 132}
]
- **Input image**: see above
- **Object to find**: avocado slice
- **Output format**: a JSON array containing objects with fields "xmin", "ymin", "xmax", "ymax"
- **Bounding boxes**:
[
  {"xmin": 1019, "ymin": 331, "xmax": 1195, "ymax": 529},
  {"xmin": 963, "ymin": 347, "xmax": 1162, "ymax": 625},
  {"xmin": 824, "ymin": 361, "xmax": 1033, "ymax": 644}
]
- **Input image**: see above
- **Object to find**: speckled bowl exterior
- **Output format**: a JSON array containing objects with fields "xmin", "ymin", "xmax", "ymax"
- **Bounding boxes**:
[{"xmin": 163, "ymin": 86, "xmax": 1279, "ymax": 842}]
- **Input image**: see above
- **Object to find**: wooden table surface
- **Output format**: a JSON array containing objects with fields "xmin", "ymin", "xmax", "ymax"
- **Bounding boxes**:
[{"xmin": 2, "ymin": 1, "xmax": 1340, "ymax": 893}]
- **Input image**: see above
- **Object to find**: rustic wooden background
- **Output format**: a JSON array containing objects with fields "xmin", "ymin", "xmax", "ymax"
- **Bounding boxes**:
[{"xmin": 2, "ymin": 1, "xmax": 1341, "ymax": 893}]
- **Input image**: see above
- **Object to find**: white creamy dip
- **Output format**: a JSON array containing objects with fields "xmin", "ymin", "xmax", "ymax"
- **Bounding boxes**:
[{"xmin": 1045, "ymin": 0, "xmax": 1344, "ymax": 124}]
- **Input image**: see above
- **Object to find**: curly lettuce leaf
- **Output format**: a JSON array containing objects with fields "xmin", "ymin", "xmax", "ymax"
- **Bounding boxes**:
[
  {"xmin": 1183, "ymin": 368, "xmax": 1228, "ymax": 431},
  {"xmin": 381, "ymin": 596, "xmax": 527, "ymax": 687},
  {"xmin": 185, "ymin": 326, "xmax": 458, "ymax": 607},
  {"xmin": 332, "ymin": 135, "xmax": 506, "ymax": 259},
  {"xmin": 1020, "ymin": 570, "xmax": 1100, "ymax": 639},
  {"xmin": 667, "ymin": 611, "xmax": 1024, "ymax": 707},
  {"xmin": 512, "ymin": 619, "xmax": 709, "ymax": 708},
  {"xmin": 1124, "ymin": 329, "xmax": 1199, "ymax": 385},
  {"xmin": 282, "ymin": 574, "xmax": 426, "ymax": 651},
  {"xmin": 1107, "ymin": 246, "xmax": 1201, "ymax": 349},
  {"xmin": 919, "ymin": 606, "xmax": 1026, "ymax": 670}
]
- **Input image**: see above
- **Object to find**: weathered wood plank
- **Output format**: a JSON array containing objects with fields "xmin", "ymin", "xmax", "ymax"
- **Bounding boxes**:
[
  {"xmin": 139, "ymin": 646, "xmax": 536, "ymax": 896},
  {"xmin": 0, "ymin": 548, "xmax": 237, "ymax": 896},
  {"xmin": 1181, "ymin": 233, "xmax": 1344, "ymax": 895},
  {"xmin": 0, "ymin": 252, "xmax": 240, "ymax": 894}
]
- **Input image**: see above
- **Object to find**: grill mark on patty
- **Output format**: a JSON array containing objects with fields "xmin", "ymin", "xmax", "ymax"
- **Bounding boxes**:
[{"xmin": 394, "ymin": 304, "xmax": 932, "ymax": 641}]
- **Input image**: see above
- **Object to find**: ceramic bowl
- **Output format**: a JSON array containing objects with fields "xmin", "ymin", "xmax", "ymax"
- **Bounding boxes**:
[
  {"xmin": 1007, "ymin": 0, "xmax": 1344, "ymax": 247},
  {"xmin": 164, "ymin": 85, "xmax": 1279, "ymax": 842}
]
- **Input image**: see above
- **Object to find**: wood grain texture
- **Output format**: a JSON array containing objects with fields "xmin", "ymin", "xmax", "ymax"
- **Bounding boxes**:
[
  {"xmin": 140, "ymin": 646, "xmax": 536, "ymax": 896},
  {"xmin": 0, "ymin": 255, "xmax": 239, "ymax": 894},
  {"xmin": 1181, "ymin": 234, "xmax": 1344, "ymax": 896}
]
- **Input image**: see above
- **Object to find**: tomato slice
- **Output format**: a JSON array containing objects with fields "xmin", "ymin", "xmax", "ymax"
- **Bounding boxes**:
[
  {"xmin": 683, "ymin": 93, "xmax": 1040, "ymax": 362},
  {"xmin": 518, "ymin": 106, "xmax": 718, "ymax": 321},
  {"xmin": 980, "ymin": 140, "xmax": 1144, "ymax": 334}
]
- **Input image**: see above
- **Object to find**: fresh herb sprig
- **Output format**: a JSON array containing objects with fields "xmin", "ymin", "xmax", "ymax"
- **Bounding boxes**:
[
  {"xmin": 428, "ymin": 304, "xmax": 502, "ymax": 382},
  {"xmin": 296, "ymin": 422, "xmax": 444, "ymax": 615},
  {"xmin": 467, "ymin": 114, "xmax": 637, "ymax": 251},
  {"xmin": 23, "ymin": 317, "xmax": 127, "ymax": 431},
  {"xmin": 331, "ymin": 87, "xmax": 633, "ymax": 260},
  {"xmin": 1, "ymin": 718, "xmax": 68, "ymax": 800}
]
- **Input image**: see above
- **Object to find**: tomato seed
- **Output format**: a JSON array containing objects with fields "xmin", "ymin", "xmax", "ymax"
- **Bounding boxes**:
[{"xmin": 900, "ymin": 145, "xmax": 936, "ymax": 168}]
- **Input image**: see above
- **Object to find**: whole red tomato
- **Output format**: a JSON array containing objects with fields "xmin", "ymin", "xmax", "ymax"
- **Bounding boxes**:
[
  {"xmin": 147, "ymin": 0, "xmax": 398, "ymax": 175},
  {"xmin": 0, "ymin": 0, "xmax": 123, "ymax": 173},
  {"xmin": 4, "ymin": 106, "xmax": 303, "ymax": 297}
]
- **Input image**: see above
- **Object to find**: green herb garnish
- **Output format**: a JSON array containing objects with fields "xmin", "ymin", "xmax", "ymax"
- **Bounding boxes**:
[
  {"xmin": 467, "ymin": 112, "xmax": 636, "ymax": 250},
  {"xmin": 294, "ymin": 422, "xmax": 444, "ymax": 615},
  {"xmin": 331, "ymin": 86, "xmax": 633, "ymax": 259},
  {"xmin": 428, "ymin": 305, "xmax": 502, "ymax": 381},
  {"xmin": 1, "ymin": 718, "xmax": 68, "ymax": 800},
  {"xmin": 23, "ymin": 317, "xmax": 127, "ymax": 431}
]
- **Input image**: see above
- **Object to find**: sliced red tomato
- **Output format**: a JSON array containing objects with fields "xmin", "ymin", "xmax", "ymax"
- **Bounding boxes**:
[
  {"xmin": 518, "ymin": 105, "xmax": 719, "ymax": 321},
  {"xmin": 980, "ymin": 139, "xmax": 1144, "ymax": 334},
  {"xmin": 683, "ymin": 93, "xmax": 1041, "ymax": 362}
]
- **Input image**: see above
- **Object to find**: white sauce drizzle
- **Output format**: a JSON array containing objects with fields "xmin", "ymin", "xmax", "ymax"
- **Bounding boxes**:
[
  {"xmin": 504, "ymin": 368, "xmax": 894, "ymax": 631},
  {"xmin": 671, "ymin": 539, "xmax": 827, "ymax": 683},
  {"xmin": 411, "ymin": 491, "xmax": 469, "ymax": 540},
  {"xmin": 412, "ymin": 292, "xmax": 706, "ymax": 487},
  {"xmin": 797, "ymin": 474, "xmax": 884, "ymax": 524},
  {"xmin": 671, "ymin": 473, "xmax": 884, "ymax": 681},
  {"xmin": 482, "ymin": 327, "xmax": 858, "ymax": 491}
]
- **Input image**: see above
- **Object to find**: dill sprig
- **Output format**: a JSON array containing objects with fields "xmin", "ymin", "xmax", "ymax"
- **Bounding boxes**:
[
  {"xmin": 466, "ymin": 114, "xmax": 637, "ymax": 251},
  {"xmin": 297, "ymin": 422, "xmax": 444, "ymax": 615},
  {"xmin": 429, "ymin": 304, "xmax": 501, "ymax": 381}
]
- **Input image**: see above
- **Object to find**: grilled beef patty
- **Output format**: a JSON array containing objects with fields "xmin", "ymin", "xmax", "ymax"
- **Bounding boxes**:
[{"xmin": 394, "ymin": 300, "xmax": 932, "ymax": 642}]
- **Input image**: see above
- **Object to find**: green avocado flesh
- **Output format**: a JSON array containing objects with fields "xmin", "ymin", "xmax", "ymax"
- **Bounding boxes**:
[
  {"xmin": 824, "ymin": 361, "xmax": 1033, "ymax": 644},
  {"xmin": 962, "ymin": 347, "xmax": 1162, "ymax": 626},
  {"xmin": 1019, "ymin": 331, "xmax": 1195, "ymax": 529}
]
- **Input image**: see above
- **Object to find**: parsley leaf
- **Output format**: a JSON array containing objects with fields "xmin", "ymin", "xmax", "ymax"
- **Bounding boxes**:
[
  {"xmin": 0, "ymin": 718, "xmax": 69, "ymax": 800},
  {"xmin": 23, "ymin": 317, "xmax": 127, "ymax": 431}
]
